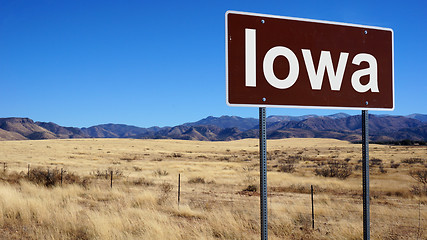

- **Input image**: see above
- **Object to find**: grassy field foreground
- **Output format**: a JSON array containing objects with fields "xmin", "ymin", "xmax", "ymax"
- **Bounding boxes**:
[{"xmin": 0, "ymin": 138, "xmax": 426, "ymax": 239}]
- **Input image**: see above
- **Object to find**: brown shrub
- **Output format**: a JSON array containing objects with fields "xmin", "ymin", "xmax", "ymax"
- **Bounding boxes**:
[
  {"xmin": 243, "ymin": 184, "xmax": 257, "ymax": 192},
  {"xmin": 132, "ymin": 177, "xmax": 154, "ymax": 186},
  {"xmin": 370, "ymin": 158, "xmax": 383, "ymax": 166},
  {"xmin": 157, "ymin": 182, "xmax": 173, "ymax": 205},
  {"xmin": 188, "ymin": 177, "xmax": 205, "ymax": 184},
  {"xmin": 409, "ymin": 169, "xmax": 427, "ymax": 185},
  {"xmin": 153, "ymin": 169, "xmax": 169, "ymax": 177},
  {"xmin": 410, "ymin": 185, "xmax": 427, "ymax": 196},
  {"xmin": 314, "ymin": 160, "xmax": 352, "ymax": 179},
  {"xmin": 286, "ymin": 155, "xmax": 303, "ymax": 163},
  {"xmin": 0, "ymin": 171, "xmax": 25, "ymax": 184},
  {"xmin": 402, "ymin": 158, "xmax": 424, "ymax": 164},
  {"xmin": 379, "ymin": 164, "xmax": 387, "ymax": 174},
  {"xmin": 133, "ymin": 166, "xmax": 143, "ymax": 171},
  {"xmin": 62, "ymin": 170, "xmax": 81, "ymax": 184},
  {"xmin": 279, "ymin": 164, "xmax": 296, "ymax": 173},
  {"xmin": 28, "ymin": 168, "xmax": 80, "ymax": 187},
  {"xmin": 390, "ymin": 163, "xmax": 400, "ymax": 168},
  {"xmin": 91, "ymin": 169, "xmax": 110, "ymax": 179}
]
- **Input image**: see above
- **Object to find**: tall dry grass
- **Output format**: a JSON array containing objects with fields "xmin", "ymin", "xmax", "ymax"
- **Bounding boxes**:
[{"xmin": 0, "ymin": 138, "xmax": 425, "ymax": 239}]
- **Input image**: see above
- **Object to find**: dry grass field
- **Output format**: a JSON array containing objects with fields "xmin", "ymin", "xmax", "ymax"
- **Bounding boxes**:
[{"xmin": 0, "ymin": 138, "xmax": 426, "ymax": 239}]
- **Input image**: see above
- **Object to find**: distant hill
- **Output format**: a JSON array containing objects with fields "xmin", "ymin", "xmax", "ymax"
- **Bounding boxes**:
[
  {"xmin": 0, "ymin": 128, "xmax": 27, "ymax": 140},
  {"xmin": 407, "ymin": 113, "xmax": 427, "ymax": 122},
  {"xmin": 266, "ymin": 113, "xmax": 350, "ymax": 123},
  {"xmin": 264, "ymin": 115, "xmax": 425, "ymax": 142},
  {"xmin": 266, "ymin": 114, "xmax": 318, "ymax": 123},
  {"xmin": 87, "ymin": 124, "xmax": 162, "ymax": 138},
  {"xmin": 183, "ymin": 116, "xmax": 258, "ymax": 131},
  {"xmin": 80, "ymin": 124, "xmax": 161, "ymax": 138},
  {"xmin": 36, "ymin": 122, "xmax": 89, "ymax": 139},
  {"xmin": 0, "ymin": 113, "xmax": 426, "ymax": 142},
  {"xmin": 0, "ymin": 118, "xmax": 56, "ymax": 140}
]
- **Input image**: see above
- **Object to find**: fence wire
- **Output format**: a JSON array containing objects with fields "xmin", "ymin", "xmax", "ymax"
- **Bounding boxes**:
[{"xmin": 1, "ymin": 161, "xmax": 426, "ymax": 234}]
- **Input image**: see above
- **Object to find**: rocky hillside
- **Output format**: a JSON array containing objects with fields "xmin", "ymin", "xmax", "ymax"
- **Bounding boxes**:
[{"xmin": 0, "ymin": 114, "xmax": 426, "ymax": 142}]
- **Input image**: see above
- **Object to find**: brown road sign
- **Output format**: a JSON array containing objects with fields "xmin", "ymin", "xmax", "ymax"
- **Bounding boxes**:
[{"xmin": 226, "ymin": 11, "xmax": 394, "ymax": 110}]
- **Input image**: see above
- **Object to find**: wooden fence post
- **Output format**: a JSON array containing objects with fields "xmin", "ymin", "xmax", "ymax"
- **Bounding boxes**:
[
  {"xmin": 110, "ymin": 171, "xmax": 113, "ymax": 188},
  {"xmin": 178, "ymin": 173, "xmax": 181, "ymax": 207},
  {"xmin": 311, "ymin": 185, "xmax": 315, "ymax": 229}
]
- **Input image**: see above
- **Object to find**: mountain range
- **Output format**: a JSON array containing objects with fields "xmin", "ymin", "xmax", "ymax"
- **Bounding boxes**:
[{"xmin": 0, "ymin": 113, "xmax": 426, "ymax": 142}]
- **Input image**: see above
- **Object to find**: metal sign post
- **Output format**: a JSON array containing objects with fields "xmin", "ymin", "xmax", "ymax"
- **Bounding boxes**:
[
  {"xmin": 362, "ymin": 110, "xmax": 370, "ymax": 240},
  {"xmin": 259, "ymin": 107, "xmax": 268, "ymax": 240}
]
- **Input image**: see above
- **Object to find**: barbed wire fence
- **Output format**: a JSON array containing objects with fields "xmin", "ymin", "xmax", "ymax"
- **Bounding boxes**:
[{"xmin": 0, "ymin": 161, "xmax": 425, "ymax": 238}]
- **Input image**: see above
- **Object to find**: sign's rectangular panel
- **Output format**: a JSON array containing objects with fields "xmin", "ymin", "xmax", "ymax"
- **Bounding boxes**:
[{"xmin": 226, "ymin": 11, "xmax": 394, "ymax": 110}]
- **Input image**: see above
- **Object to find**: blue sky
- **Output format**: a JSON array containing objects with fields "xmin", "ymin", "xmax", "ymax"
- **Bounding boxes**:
[{"xmin": 1, "ymin": 0, "xmax": 426, "ymax": 127}]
